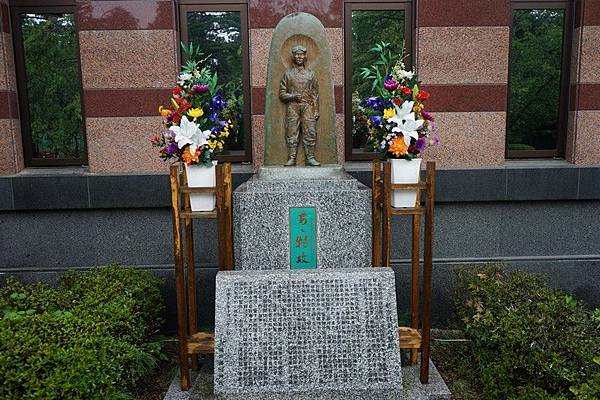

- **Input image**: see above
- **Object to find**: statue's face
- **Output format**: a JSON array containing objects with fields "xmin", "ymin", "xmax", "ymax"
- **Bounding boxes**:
[{"xmin": 293, "ymin": 51, "xmax": 306, "ymax": 66}]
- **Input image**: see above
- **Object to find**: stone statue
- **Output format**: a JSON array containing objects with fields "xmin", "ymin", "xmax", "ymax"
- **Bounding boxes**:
[{"xmin": 279, "ymin": 45, "xmax": 320, "ymax": 166}]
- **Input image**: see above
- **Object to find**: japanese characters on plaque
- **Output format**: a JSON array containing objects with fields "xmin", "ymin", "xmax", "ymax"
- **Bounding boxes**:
[{"xmin": 289, "ymin": 207, "xmax": 317, "ymax": 269}]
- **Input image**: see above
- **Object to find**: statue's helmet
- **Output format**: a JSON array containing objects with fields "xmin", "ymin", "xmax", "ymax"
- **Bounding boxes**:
[{"xmin": 291, "ymin": 45, "xmax": 307, "ymax": 55}]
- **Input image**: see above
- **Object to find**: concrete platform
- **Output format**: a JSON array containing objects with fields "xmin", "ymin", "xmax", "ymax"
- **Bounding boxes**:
[{"xmin": 163, "ymin": 358, "xmax": 451, "ymax": 400}]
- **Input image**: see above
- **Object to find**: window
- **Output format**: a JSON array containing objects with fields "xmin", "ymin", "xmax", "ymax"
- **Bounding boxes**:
[
  {"xmin": 179, "ymin": 3, "xmax": 251, "ymax": 163},
  {"xmin": 344, "ymin": 1, "xmax": 413, "ymax": 161},
  {"xmin": 11, "ymin": 4, "xmax": 86, "ymax": 166},
  {"xmin": 507, "ymin": 0, "xmax": 571, "ymax": 158}
]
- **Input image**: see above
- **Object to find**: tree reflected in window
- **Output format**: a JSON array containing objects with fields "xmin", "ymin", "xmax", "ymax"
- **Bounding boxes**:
[
  {"xmin": 186, "ymin": 11, "xmax": 245, "ymax": 152},
  {"xmin": 508, "ymin": 8, "xmax": 566, "ymax": 154},
  {"xmin": 19, "ymin": 12, "xmax": 84, "ymax": 161}
]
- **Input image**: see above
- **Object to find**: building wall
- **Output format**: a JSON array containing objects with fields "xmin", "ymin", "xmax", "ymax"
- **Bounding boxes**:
[{"xmin": 0, "ymin": 0, "xmax": 597, "ymax": 171}]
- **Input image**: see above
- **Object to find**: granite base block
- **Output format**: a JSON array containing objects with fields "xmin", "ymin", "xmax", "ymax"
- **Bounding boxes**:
[
  {"xmin": 214, "ymin": 268, "xmax": 402, "ymax": 399},
  {"xmin": 233, "ymin": 166, "xmax": 372, "ymax": 270},
  {"xmin": 163, "ymin": 359, "xmax": 451, "ymax": 400}
]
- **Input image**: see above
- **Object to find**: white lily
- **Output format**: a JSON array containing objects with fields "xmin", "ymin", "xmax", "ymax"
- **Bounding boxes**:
[
  {"xmin": 169, "ymin": 116, "xmax": 210, "ymax": 155},
  {"xmin": 398, "ymin": 70, "xmax": 414, "ymax": 80},
  {"xmin": 386, "ymin": 101, "xmax": 415, "ymax": 127},
  {"xmin": 392, "ymin": 118, "xmax": 424, "ymax": 145}
]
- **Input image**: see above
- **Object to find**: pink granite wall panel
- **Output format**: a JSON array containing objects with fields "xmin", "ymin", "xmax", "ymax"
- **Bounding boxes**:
[
  {"xmin": 574, "ymin": 110, "xmax": 600, "ymax": 165},
  {"xmin": 86, "ymin": 116, "xmax": 167, "ymax": 172},
  {"xmin": 583, "ymin": 0, "xmax": 600, "ymax": 26},
  {"xmin": 79, "ymin": 29, "xmax": 177, "ymax": 89},
  {"xmin": 252, "ymin": 114, "xmax": 265, "ymax": 167},
  {"xmin": 423, "ymin": 112, "xmax": 506, "ymax": 167},
  {"xmin": 250, "ymin": 28, "xmax": 272, "ymax": 88},
  {"xmin": 0, "ymin": 119, "xmax": 23, "ymax": 175},
  {"xmin": 418, "ymin": 27, "xmax": 509, "ymax": 85},
  {"xmin": 580, "ymin": 26, "xmax": 600, "ymax": 84}
]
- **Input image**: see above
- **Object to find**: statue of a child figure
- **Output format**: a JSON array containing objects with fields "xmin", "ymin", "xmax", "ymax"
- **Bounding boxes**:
[{"xmin": 279, "ymin": 45, "xmax": 320, "ymax": 166}]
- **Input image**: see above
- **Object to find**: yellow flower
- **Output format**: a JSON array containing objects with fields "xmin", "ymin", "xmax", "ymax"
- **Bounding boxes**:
[
  {"xmin": 208, "ymin": 140, "xmax": 217, "ymax": 150},
  {"xmin": 187, "ymin": 108, "xmax": 203, "ymax": 120},
  {"xmin": 383, "ymin": 108, "xmax": 395, "ymax": 119},
  {"xmin": 221, "ymin": 129, "xmax": 230, "ymax": 138},
  {"xmin": 413, "ymin": 103, "xmax": 424, "ymax": 113},
  {"xmin": 158, "ymin": 106, "xmax": 171, "ymax": 118}
]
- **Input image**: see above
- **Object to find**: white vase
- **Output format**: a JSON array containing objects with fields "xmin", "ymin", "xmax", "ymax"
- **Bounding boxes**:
[
  {"xmin": 390, "ymin": 158, "xmax": 422, "ymax": 208},
  {"xmin": 184, "ymin": 161, "xmax": 217, "ymax": 211}
]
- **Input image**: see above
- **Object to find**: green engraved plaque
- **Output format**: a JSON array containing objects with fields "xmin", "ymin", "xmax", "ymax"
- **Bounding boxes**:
[{"xmin": 289, "ymin": 207, "xmax": 317, "ymax": 269}]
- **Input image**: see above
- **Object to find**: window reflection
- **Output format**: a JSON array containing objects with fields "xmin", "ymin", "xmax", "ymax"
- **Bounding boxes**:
[
  {"xmin": 186, "ymin": 11, "xmax": 244, "ymax": 151},
  {"xmin": 507, "ymin": 9, "xmax": 566, "ymax": 153},
  {"xmin": 351, "ymin": 10, "xmax": 405, "ymax": 150},
  {"xmin": 20, "ymin": 13, "xmax": 84, "ymax": 160}
]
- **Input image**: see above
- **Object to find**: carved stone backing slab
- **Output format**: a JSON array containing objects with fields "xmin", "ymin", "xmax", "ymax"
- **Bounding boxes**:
[{"xmin": 264, "ymin": 12, "xmax": 337, "ymax": 166}]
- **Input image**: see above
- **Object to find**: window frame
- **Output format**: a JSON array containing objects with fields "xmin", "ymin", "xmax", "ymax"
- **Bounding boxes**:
[
  {"xmin": 506, "ymin": 0, "xmax": 573, "ymax": 159},
  {"xmin": 343, "ymin": 0, "xmax": 414, "ymax": 161},
  {"xmin": 11, "ymin": 2, "xmax": 88, "ymax": 167},
  {"xmin": 177, "ymin": 2, "xmax": 252, "ymax": 163}
]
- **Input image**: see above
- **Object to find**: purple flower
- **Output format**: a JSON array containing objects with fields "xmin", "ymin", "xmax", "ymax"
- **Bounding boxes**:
[
  {"xmin": 211, "ymin": 126, "xmax": 221, "ymax": 135},
  {"xmin": 193, "ymin": 84, "xmax": 209, "ymax": 93},
  {"xmin": 384, "ymin": 77, "xmax": 399, "ymax": 91},
  {"xmin": 369, "ymin": 116, "xmax": 382, "ymax": 127},
  {"xmin": 211, "ymin": 95, "xmax": 227, "ymax": 110},
  {"xmin": 415, "ymin": 138, "xmax": 427, "ymax": 152},
  {"xmin": 421, "ymin": 111, "xmax": 434, "ymax": 121},
  {"xmin": 210, "ymin": 112, "xmax": 219, "ymax": 123},
  {"xmin": 166, "ymin": 142, "xmax": 179, "ymax": 155},
  {"xmin": 365, "ymin": 97, "xmax": 384, "ymax": 111}
]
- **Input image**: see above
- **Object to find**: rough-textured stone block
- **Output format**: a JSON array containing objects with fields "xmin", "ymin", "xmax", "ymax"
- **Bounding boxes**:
[
  {"xmin": 233, "ymin": 167, "xmax": 372, "ymax": 270},
  {"xmin": 214, "ymin": 268, "xmax": 402, "ymax": 399}
]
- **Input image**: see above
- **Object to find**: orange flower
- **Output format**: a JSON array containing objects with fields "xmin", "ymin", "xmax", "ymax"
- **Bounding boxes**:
[
  {"xmin": 389, "ymin": 136, "xmax": 408, "ymax": 157},
  {"xmin": 182, "ymin": 147, "xmax": 201, "ymax": 165}
]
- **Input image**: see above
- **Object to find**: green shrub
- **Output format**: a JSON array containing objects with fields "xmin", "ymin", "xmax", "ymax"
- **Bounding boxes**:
[
  {"xmin": 0, "ymin": 265, "xmax": 165, "ymax": 400},
  {"xmin": 453, "ymin": 264, "xmax": 600, "ymax": 400}
]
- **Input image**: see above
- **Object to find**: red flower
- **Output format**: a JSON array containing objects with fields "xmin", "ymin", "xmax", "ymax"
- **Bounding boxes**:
[
  {"xmin": 175, "ymin": 97, "xmax": 184, "ymax": 105},
  {"xmin": 400, "ymin": 86, "xmax": 412, "ymax": 96},
  {"xmin": 172, "ymin": 86, "xmax": 183, "ymax": 97},
  {"xmin": 178, "ymin": 102, "xmax": 191, "ymax": 113},
  {"xmin": 416, "ymin": 90, "xmax": 430, "ymax": 101},
  {"xmin": 392, "ymin": 98, "xmax": 402, "ymax": 105}
]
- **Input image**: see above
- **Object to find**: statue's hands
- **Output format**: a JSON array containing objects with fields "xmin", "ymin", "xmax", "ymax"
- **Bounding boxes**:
[
  {"xmin": 292, "ymin": 93, "xmax": 302, "ymax": 102},
  {"xmin": 314, "ymin": 112, "xmax": 319, "ymax": 120}
]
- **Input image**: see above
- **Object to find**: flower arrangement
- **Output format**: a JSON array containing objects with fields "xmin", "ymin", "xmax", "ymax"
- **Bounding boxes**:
[
  {"xmin": 360, "ymin": 42, "xmax": 439, "ymax": 159},
  {"xmin": 151, "ymin": 44, "xmax": 232, "ymax": 166}
]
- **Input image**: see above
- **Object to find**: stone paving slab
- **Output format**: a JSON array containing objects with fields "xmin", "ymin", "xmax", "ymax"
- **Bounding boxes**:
[{"xmin": 164, "ymin": 359, "xmax": 451, "ymax": 400}]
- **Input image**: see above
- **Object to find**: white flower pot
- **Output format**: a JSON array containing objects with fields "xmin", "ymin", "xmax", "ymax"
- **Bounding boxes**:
[
  {"xmin": 390, "ymin": 158, "xmax": 422, "ymax": 208},
  {"xmin": 184, "ymin": 161, "xmax": 217, "ymax": 211}
]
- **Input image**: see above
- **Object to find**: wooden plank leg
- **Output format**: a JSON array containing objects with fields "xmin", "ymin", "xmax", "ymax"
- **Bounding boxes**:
[
  {"xmin": 372, "ymin": 160, "xmax": 382, "ymax": 268},
  {"xmin": 382, "ymin": 162, "xmax": 392, "ymax": 267},
  {"xmin": 223, "ymin": 163, "xmax": 234, "ymax": 270},
  {"xmin": 170, "ymin": 164, "xmax": 190, "ymax": 390},
  {"xmin": 420, "ymin": 162, "xmax": 435, "ymax": 384},
  {"xmin": 410, "ymin": 213, "xmax": 420, "ymax": 365}
]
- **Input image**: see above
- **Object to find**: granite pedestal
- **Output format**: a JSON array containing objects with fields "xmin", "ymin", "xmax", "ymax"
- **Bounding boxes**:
[
  {"xmin": 233, "ymin": 166, "xmax": 372, "ymax": 270},
  {"xmin": 214, "ymin": 268, "xmax": 403, "ymax": 399}
]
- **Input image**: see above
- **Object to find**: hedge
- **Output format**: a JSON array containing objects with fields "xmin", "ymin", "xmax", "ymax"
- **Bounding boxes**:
[
  {"xmin": 453, "ymin": 264, "xmax": 600, "ymax": 400},
  {"xmin": 0, "ymin": 265, "xmax": 165, "ymax": 400}
]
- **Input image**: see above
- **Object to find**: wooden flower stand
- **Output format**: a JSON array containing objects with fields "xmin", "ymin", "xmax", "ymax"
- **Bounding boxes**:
[
  {"xmin": 372, "ymin": 159, "xmax": 436, "ymax": 384},
  {"xmin": 169, "ymin": 162, "xmax": 233, "ymax": 390}
]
